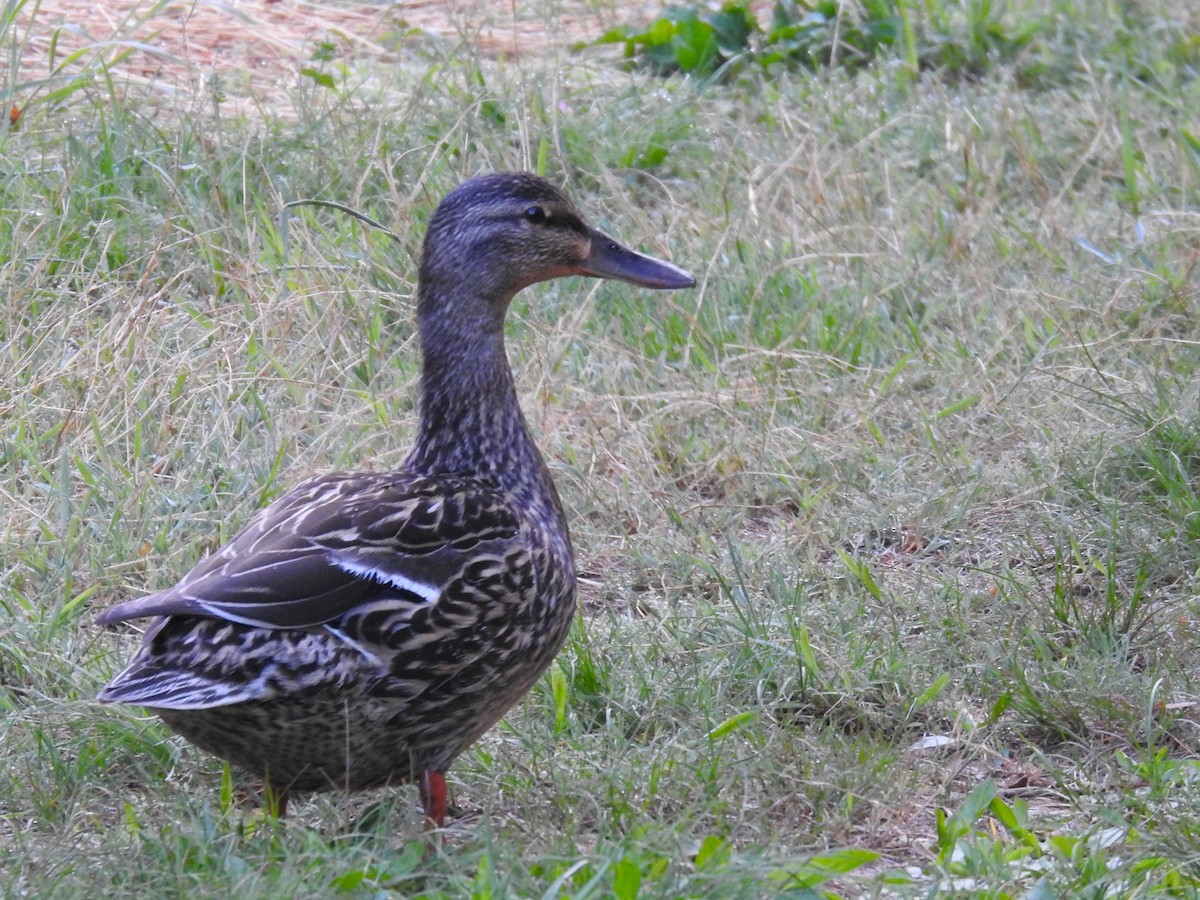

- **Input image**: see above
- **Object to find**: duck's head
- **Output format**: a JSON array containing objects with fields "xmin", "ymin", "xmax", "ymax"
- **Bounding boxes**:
[{"xmin": 418, "ymin": 172, "xmax": 694, "ymax": 329}]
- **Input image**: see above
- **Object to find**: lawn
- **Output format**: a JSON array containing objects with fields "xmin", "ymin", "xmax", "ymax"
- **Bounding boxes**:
[{"xmin": 2, "ymin": 0, "xmax": 1199, "ymax": 896}]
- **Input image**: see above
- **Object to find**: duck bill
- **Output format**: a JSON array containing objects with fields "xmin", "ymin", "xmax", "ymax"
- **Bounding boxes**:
[{"xmin": 576, "ymin": 227, "xmax": 696, "ymax": 290}]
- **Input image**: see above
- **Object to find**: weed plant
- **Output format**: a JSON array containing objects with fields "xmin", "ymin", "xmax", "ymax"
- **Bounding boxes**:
[{"xmin": 1, "ymin": 0, "xmax": 1199, "ymax": 896}]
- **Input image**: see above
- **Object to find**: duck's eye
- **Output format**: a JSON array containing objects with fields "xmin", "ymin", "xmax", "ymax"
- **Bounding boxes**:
[{"xmin": 524, "ymin": 206, "xmax": 547, "ymax": 224}]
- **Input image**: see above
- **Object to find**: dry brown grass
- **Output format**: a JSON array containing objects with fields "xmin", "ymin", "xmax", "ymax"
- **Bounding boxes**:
[{"xmin": 12, "ymin": 0, "xmax": 674, "ymax": 114}]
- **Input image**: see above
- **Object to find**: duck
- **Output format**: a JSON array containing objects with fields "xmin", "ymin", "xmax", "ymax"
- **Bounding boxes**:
[{"xmin": 96, "ymin": 172, "xmax": 695, "ymax": 826}]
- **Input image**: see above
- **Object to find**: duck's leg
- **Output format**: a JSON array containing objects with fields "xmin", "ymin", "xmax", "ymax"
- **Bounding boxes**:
[
  {"xmin": 263, "ymin": 783, "xmax": 289, "ymax": 818},
  {"xmin": 418, "ymin": 770, "xmax": 447, "ymax": 828}
]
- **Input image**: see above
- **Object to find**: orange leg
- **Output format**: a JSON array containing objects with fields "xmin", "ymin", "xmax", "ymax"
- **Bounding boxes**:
[{"xmin": 418, "ymin": 770, "xmax": 447, "ymax": 828}]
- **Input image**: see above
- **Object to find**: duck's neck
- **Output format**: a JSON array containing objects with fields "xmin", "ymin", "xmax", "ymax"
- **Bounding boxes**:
[{"xmin": 404, "ymin": 299, "xmax": 545, "ymax": 489}]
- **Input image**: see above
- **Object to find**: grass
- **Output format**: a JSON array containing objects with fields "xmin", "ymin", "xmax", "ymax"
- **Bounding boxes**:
[{"xmin": 2, "ymin": 0, "xmax": 1199, "ymax": 895}]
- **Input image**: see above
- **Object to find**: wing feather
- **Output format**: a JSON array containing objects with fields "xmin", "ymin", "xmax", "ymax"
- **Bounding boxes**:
[{"xmin": 95, "ymin": 472, "xmax": 523, "ymax": 630}]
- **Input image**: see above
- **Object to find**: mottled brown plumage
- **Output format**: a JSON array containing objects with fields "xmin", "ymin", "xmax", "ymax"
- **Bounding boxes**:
[{"xmin": 96, "ymin": 172, "xmax": 694, "ymax": 825}]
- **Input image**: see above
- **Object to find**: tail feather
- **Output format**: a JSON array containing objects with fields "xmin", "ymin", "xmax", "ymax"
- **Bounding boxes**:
[{"xmin": 99, "ymin": 660, "xmax": 264, "ymax": 710}]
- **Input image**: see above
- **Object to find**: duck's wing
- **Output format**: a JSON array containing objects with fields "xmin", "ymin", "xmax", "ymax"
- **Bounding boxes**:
[{"xmin": 95, "ymin": 471, "xmax": 523, "ymax": 630}]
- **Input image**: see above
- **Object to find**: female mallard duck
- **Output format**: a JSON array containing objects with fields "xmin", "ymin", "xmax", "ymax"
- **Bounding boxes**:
[{"xmin": 96, "ymin": 172, "xmax": 694, "ymax": 826}]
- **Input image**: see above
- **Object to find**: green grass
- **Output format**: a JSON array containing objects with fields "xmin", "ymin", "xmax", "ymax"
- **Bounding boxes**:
[{"xmin": 2, "ymin": 0, "xmax": 1200, "ymax": 895}]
